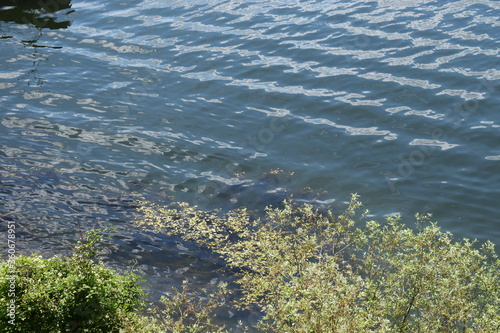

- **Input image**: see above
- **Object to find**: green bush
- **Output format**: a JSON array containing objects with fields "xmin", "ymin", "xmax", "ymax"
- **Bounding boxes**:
[
  {"xmin": 137, "ymin": 194, "xmax": 500, "ymax": 332},
  {"xmin": 0, "ymin": 231, "xmax": 146, "ymax": 333},
  {"xmin": 2, "ymin": 195, "xmax": 498, "ymax": 332}
]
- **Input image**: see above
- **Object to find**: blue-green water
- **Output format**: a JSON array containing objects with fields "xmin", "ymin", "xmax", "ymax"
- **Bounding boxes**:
[{"xmin": 1, "ymin": 0, "xmax": 499, "ymax": 324}]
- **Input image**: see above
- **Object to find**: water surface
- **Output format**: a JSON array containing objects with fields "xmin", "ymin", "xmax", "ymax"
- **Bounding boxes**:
[{"xmin": 1, "ymin": 0, "xmax": 499, "ymax": 325}]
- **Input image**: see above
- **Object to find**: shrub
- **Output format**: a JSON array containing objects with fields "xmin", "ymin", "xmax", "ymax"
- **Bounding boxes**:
[
  {"xmin": 0, "ymin": 230, "xmax": 146, "ymax": 333},
  {"xmin": 151, "ymin": 280, "xmax": 230, "ymax": 333},
  {"xmin": 137, "ymin": 194, "xmax": 500, "ymax": 332}
]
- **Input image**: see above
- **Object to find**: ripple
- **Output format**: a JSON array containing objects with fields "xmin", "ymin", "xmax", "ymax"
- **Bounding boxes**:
[
  {"xmin": 409, "ymin": 138, "xmax": 459, "ymax": 150},
  {"xmin": 1, "ymin": 1, "xmax": 500, "ymax": 321}
]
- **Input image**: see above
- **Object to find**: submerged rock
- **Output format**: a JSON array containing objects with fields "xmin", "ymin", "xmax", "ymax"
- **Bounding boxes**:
[{"xmin": 213, "ymin": 169, "xmax": 327, "ymax": 210}]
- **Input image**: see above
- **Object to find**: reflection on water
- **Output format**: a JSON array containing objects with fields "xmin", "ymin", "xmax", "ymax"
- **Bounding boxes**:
[{"xmin": 0, "ymin": 0, "xmax": 72, "ymax": 30}]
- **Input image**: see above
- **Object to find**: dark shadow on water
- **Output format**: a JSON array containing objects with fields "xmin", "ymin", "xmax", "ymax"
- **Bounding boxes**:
[{"xmin": 0, "ymin": 0, "xmax": 73, "ymax": 30}]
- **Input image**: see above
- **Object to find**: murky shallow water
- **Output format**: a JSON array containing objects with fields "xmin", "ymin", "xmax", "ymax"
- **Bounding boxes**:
[{"xmin": 1, "ymin": 0, "xmax": 499, "ymax": 328}]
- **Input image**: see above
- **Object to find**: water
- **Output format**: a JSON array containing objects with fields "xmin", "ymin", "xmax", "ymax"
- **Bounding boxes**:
[{"xmin": 1, "ymin": 0, "xmax": 499, "ymax": 325}]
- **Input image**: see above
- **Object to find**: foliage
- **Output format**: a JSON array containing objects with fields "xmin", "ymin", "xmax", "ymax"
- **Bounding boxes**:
[
  {"xmin": 137, "ymin": 194, "xmax": 500, "ymax": 332},
  {"xmin": 0, "ymin": 230, "xmax": 146, "ymax": 333},
  {"xmin": 2, "ymin": 195, "xmax": 497, "ymax": 332},
  {"xmin": 149, "ymin": 280, "xmax": 230, "ymax": 333}
]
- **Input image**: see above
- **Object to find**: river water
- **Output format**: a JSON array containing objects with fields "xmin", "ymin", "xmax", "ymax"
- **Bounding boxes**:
[{"xmin": 1, "ymin": 0, "xmax": 499, "ymax": 326}]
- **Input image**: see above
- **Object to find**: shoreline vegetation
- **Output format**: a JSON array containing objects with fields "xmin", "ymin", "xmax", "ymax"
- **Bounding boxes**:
[{"xmin": 1, "ymin": 194, "xmax": 499, "ymax": 332}]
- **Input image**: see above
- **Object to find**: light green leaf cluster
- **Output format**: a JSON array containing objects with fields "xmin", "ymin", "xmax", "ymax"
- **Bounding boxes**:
[
  {"xmin": 137, "ymin": 194, "xmax": 500, "ymax": 332},
  {"xmin": 150, "ymin": 281, "xmax": 230, "ymax": 333}
]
